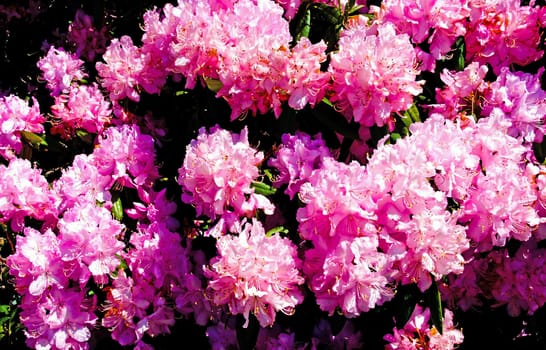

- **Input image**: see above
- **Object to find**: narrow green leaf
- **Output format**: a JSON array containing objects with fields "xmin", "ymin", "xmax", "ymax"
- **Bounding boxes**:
[
  {"xmin": 294, "ymin": 6, "xmax": 311, "ymax": 41},
  {"xmin": 454, "ymin": 37, "xmax": 466, "ymax": 71},
  {"xmin": 404, "ymin": 104, "xmax": 421, "ymax": 123},
  {"xmin": 175, "ymin": 90, "xmax": 188, "ymax": 96},
  {"xmin": 266, "ymin": 226, "xmax": 289, "ymax": 237},
  {"xmin": 428, "ymin": 279, "xmax": 444, "ymax": 335},
  {"xmin": 20, "ymin": 131, "xmax": 47, "ymax": 148},
  {"xmin": 251, "ymin": 181, "xmax": 277, "ymax": 196},
  {"xmin": 111, "ymin": 195, "xmax": 124, "ymax": 221}
]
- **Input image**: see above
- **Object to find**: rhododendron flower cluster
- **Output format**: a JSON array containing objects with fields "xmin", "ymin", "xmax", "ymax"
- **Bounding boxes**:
[
  {"xmin": 464, "ymin": 0, "xmax": 546, "ymax": 75},
  {"xmin": 178, "ymin": 125, "xmax": 274, "ymax": 234},
  {"xmin": 443, "ymin": 238, "xmax": 546, "ymax": 318},
  {"xmin": 0, "ymin": 158, "xmax": 58, "ymax": 231},
  {"xmin": 328, "ymin": 19, "xmax": 423, "ymax": 128},
  {"xmin": 3, "ymin": 0, "xmax": 546, "ymax": 349},
  {"xmin": 50, "ymin": 82, "xmax": 112, "ymax": 139},
  {"xmin": 37, "ymin": 46, "xmax": 86, "ymax": 97},
  {"xmin": 0, "ymin": 95, "xmax": 45, "ymax": 160},
  {"xmin": 372, "ymin": 0, "xmax": 471, "ymax": 63},
  {"xmin": 204, "ymin": 219, "xmax": 304, "ymax": 327},
  {"xmin": 384, "ymin": 306, "xmax": 464, "ymax": 349},
  {"xmin": 267, "ymin": 131, "xmax": 331, "ymax": 199}
]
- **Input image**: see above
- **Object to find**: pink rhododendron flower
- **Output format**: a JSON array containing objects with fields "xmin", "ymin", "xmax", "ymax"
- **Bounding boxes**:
[
  {"xmin": 53, "ymin": 153, "xmax": 112, "ymax": 212},
  {"xmin": 97, "ymin": 35, "xmax": 166, "ymax": 102},
  {"xmin": 482, "ymin": 67, "xmax": 546, "ymax": 143},
  {"xmin": 57, "ymin": 201, "xmax": 125, "ymax": 285},
  {"xmin": 7, "ymin": 227, "xmax": 67, "ymax": 297},
  {"xmin": 37, "ymin": 46, "xmax": 86, "ymax": 97},
  {"xmin": 204, "ymin": 219, "xmax": 304, "ymax": 327},
  {"xmin": 303, "ymin": 236, "xmax": 395, "ymax": 317},
  {"xmin": 92, "ymin": 123, "xmax": 159, "ymax": 189},
  {"xmin": 372, "ymin": 0, "xmax": 470, "ymax": 63},
  {"xmin": 384, "ymin": 305, "xmax": 464, "ymax": 349},
  {"xmin": 0, "ymin": 158, "xmax": 58, "ymax": 231},
  {"xmin": 0, "ymin": 94, "xmax": 45, "ymax": 160},
  {"xmin": 19, "ymin": 287, "xmax": 97, "ymax": 350},
  {"xmin": 465, "ymin": 0, "xmax": 546, "ymax": 75},
  {"xmin": 328, "ymin": 19, "xmax": 423, "ymax": 128},
  {"xmin": 50, "ymin": 82, "xmax": 112, "ymax": 139},
  {"xmin": 488, "ymin": 239, "xmax": 546, "ymax": 317},
  {"xmin": 268, "ymin": 131, "xmax": 331, "ymax": 199},
  {"xmin": 178, "ymin": 125, "xmax": 274, "ymax": 234},
  {"xmin": 96, "ymin": 35, "xmax": 143, "ymax": 101},
  {"xmin": 460, "ymin": 111, "xmax": 540, "ymax": 250},
  {"xmin": 432, "ymin": 62, "xmax": 489, "ymax": 119}
]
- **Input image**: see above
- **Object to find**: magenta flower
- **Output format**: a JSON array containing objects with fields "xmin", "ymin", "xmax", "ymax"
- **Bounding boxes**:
[
  {"xmin": 328, "ymin": 19, "xmax": 423, "ymax": 128},
  {"xmin": 204, "ymin": 219, "xmax": 304, "ymax": 327},
  {"xmin": 178, "ymin": 125, "xmax": 274, "ymax": 234},
  {"xmin": 482, "ymin": 67, "xmax": 546, "ymax": 143},
  {"xmin": 37, "ymin": 46, "xmax": 86, "ymax": 97},
  {"xmin": 57, "ymin": 201, "xmax": 125, "ymax": 285},
  {"xmin": 96, "ymin": 36, "xmax": 145, "ymax": 102},
  {"xmin": 268, "ymin": 131, "xmax": 331, "ymax": 199},
  {"xmin": 372, "ymin": 0, "xmax": 471, "ymax": 64},
  {"xmin": 92, "ymin": 124, "xmax": 159, "ymax": 189},
  {"xmin": 0, "ymin": 158, "xmax": 58, "ymax": 231},
  {"xmin": 7, "ymin": 227, "xmax": 67, "ymax": 297},
  {"xmin": 303, "ymin": 236, "xmax": 395, "ymax": 317},
  {"xmin": 384, "ymin": 305, "xmax": 464, "ymax": 349},
  {"xmin": 19, "ymin": 286, "xmax": 97, "ymax": 350},
  {"xmin": 50, "ymin": 82, "xmax": 112, "ymax": 139},
  {"xmin": 465, "ymin": 0, "xmax": 546, "ymax": 75},
  {"xmin": 53, "ymin": 153, "xmax": 112, "ymax": 212},
  {"xmin": 0, "ymin": 94, "xmax": 45, "ymax": 160}
]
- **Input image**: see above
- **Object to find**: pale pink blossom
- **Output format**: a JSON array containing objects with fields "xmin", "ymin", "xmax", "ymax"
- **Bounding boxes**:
[{"xmin": 204, "ymin": 219, "xmax": 304, "ymax": 327}]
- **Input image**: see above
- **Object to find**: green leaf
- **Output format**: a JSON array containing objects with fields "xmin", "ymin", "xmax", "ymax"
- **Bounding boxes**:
[
  {"xmin": 251, "ymin": 181, "xmax": 277, "ymax": 196},
  {"xmin": 204, "ymin": 78, "xmax": 223, "ymax": 93},
  {"xmin": 428, "ymin": 279, "xmax": 444, "ymax": 335},
  {"xmin": 0, "ymin": 305, "xmax": 9, "ymax": 314},
  {"xmin": 453, "ymin": 36, "xmax": 466, "ymax": 71},
  {"xmin": 76, "ymin": 129, "xmax": 94, "ymax": 144},
  {"xmin": 392, "ymin": 283, "xmax": 420, "ymax": 328},
  {"xmin": 111, "ymin": 195, "xmax": 124, "ymax": 221},
  {"xmin": 175, "ymin": 90, "xmax": 188, "ymax": 96},
  {"xmin": 266, "ymin": 226, "xmax": 289, "ymax": 237},
  {"xmin": 293, "ymin": 5, "xmax": 311, "ymax": 41},
  {"xmin": 20, "ymin": 131, "xmax": 47, "ymax": 148},
  {"xmin": 403, "ymin": 104, "xmax": 421, "ymax": 124}
]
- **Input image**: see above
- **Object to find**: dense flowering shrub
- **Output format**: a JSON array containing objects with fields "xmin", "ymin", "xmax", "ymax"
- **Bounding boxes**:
[{"xmin": 0, "ymin": 0, "xmax": 545, "ymax": 349}]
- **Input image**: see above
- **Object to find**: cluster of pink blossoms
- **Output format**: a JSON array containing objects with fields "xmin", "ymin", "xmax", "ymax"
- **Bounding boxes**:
[
  {"xmin": 37, "ymin": 46, "xmax": 86, "ymax": 97},
  {"xmin": 443, "ymin": 238, "xmax": 546, "ymax": 318},
  {"xmin": 328, "ymin": 18, "xmax": 423, "ymax": 128},
  {"xmin": 372, "ymin": 0, "xmax": 471, "ymax": 68},
  {"xmin": 464, "ymin": 0, "xmax": 546, "ymax": 75},
  {"xmin": 4, "ymin": 0, "xmax": 546, "ymax": 348},
  {"xmin": 178, "ymin": 125, "xmax": 274, "ymax": 235},
  {"xmin": 0, "ymin": 95, "xmax": 45, "ymax": 160},
  {"xmin": 204, "ymin": 219, "xmax": 304, "ymax": 328},
  {"xmin": 433, "ymin": 62, "xmax": 546, "ymax": 144},
  {"xmin": 267, "ymin": 131, "xmax": 331, "ymax": 199},
  {"xmin": 384, "ymin": 306, "xmax": 464, "ymax": 349},
  {"xmin": 50, "ymin": 82, "xmax": 112, "ymax": 139}
]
